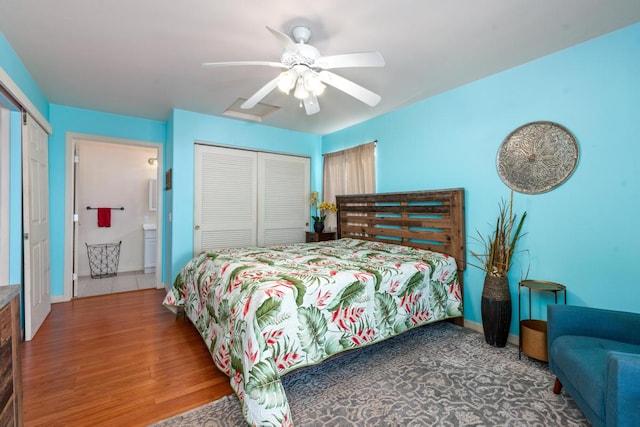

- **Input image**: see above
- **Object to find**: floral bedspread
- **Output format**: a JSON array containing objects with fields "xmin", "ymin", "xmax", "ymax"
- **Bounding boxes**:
[{"xmin": 163, "ymin": 238, "xmax": 462, "ymax": 426}]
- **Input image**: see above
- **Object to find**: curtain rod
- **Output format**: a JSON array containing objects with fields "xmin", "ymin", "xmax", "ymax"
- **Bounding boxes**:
[{"xmin": 322, "ymin": 140, "xmax": 377, "ymax": 156}]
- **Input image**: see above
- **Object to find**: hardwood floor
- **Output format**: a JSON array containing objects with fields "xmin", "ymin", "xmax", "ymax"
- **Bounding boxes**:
[{"xmin": 22, "ymin": 289, "xmax": 233, "ymax": 426}]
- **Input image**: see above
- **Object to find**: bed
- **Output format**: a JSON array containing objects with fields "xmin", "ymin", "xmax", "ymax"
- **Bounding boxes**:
[{"xmin": 163, "ymin": 189, "xmax": 466, "ymax": 426}]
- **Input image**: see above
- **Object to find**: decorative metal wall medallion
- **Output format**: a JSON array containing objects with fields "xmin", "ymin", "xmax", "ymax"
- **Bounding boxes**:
[{"xmin": 496, "ymin": 121, "xmax": 579, "ymax": 194}]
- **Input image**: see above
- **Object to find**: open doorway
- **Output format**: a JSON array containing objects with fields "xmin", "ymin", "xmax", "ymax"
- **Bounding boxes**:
[{"xmin": 64, "ymin": 134, "xmax": 163, "ymax": 300}]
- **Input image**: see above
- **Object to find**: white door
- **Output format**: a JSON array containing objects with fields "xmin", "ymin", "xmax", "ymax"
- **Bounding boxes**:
[
  {"xmin": 258, "ymin": 153, "xmax": 310, "ymax": 246},
  {"xmin": 194, "ymin": 145, "xmax": 258, "ymax": 253},
  {"xmin": 22, "ymin": 113, "xmax": 51, "ymax": 341}
]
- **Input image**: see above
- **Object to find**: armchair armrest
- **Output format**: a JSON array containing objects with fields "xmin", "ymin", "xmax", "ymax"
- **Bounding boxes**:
[
  {"xmin": 606, "ymin": 351, "xmax": 640, "ymax": 426},
  {"xmin": 547, "ymin": 305, "xmax": 640, "ymax": 349}
]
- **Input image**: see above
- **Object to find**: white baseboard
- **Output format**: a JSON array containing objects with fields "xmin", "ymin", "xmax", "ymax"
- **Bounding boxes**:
[
  {"xmin": 51, "ymin": 295, "xmax": 69, "ymax": 304},
  {"xmin": 51, "ymin": 281, "xmax": 169, "ymax": 304}
]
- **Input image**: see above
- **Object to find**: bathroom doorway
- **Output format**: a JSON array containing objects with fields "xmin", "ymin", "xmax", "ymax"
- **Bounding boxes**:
[{"xmin": 64, "ymin": 134, "xmax": 163, "ymax": 299}]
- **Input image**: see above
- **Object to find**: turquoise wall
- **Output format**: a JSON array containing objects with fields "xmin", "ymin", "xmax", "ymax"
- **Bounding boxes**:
[
  {"xmin": 47, "ymin": 105, "xmax": 166, "ymax": 296},
  {"xmin": 323, "ymin": 23, "xmax": 640, "ymax": 334},
  {"xmin": 166, "ymin": 109, "xmax": 322, "ymax": 283}
]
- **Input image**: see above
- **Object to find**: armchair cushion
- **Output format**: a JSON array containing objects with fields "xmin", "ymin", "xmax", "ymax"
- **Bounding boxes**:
[
  {"xmin": 550, "ymin": 335, "xmax": 640, "ymax": 422},
  {"xmin": 548, "ymin": 305, "xmax": 640, "ymax": 427}
]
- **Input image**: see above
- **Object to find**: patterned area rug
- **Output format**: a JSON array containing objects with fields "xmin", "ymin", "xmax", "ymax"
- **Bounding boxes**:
[{"xmin": 152, "ymin": 322, "xmax": 588, "ymax": 426}]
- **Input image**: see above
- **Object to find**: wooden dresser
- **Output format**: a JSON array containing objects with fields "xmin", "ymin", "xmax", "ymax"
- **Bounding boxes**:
[{"xmin": 0, "ymin": 286, "xmax": 22, "ymax": 427}]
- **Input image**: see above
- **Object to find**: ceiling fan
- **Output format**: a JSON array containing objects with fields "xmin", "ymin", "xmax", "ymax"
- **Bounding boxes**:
[{"xmin": 202, "ymin": 25, "xmax": 385, "ymax": 115}]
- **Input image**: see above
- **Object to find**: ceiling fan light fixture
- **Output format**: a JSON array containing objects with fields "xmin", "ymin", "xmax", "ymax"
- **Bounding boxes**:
[
  {"xmin": 277, "ymin": 69, "xmax": 296, "ymax": 94},
  {"xmin": 303, "ymin": 70, "xmax": 325, "ymax": 96},
  {"xmin": 293, "ymin": 78, "xmax": 310, "ymax": 100}
]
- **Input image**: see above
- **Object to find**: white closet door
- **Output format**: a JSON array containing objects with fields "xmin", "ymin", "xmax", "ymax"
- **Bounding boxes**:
[
  {"xmin": 194, "ymin": 145, "xmax": 257, "ymax": 253},
  {"xmin": 22, "ymin": 114, "xmax": 51, "ymax": 340},
  {"xmin": 257, "ymin": 152, "xmax": 310, "ymax": 246}
]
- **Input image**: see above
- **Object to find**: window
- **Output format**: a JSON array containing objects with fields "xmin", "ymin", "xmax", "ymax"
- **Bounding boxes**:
[{"xmin": 322, "ymin": 141, "xmax": 376, "ymax": 230}]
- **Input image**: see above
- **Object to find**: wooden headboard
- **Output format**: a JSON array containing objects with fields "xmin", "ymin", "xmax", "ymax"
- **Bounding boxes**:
[{"xmin": 336, "ymin": 189, "xmax": 466, "ymax": 271}]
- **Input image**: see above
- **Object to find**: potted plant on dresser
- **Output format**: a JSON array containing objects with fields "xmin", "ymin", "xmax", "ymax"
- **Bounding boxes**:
[
  {"xmin": 471, "ymin": 191, "xmax": 527, "ymax": 347},
  {"xmin": 310, "ymin": 191, "xmax": 337, "ymax": 233}
]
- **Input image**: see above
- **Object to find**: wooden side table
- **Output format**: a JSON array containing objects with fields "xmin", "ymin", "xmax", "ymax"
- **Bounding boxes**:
[
  {"xmin": 518, "ymin": 279, "xmax": 566, "ymax": 361},
  {"xmin": 305, "ymin": 231, "xmax": 337, "ymax": 243}
]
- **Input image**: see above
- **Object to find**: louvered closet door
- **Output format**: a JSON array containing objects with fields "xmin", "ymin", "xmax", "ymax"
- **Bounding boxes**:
[
  {"xmin": 194, "ymin": 145, "xmax": 257, "ymax": 253},
  {"xmin": 257, "ymin": 153, "xmax": 310, "ymax": 246}
]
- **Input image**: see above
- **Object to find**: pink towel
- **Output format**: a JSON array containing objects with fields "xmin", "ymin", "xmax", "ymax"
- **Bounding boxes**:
[{"xmin": 97, "ymin": 208, "xmax": 111, "ymax": 227}]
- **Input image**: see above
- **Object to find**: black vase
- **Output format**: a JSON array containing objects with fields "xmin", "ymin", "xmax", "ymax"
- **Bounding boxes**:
[
  {"xmin": 481, "ymin": 275, "xmax": 512, "ymax": 347},
  {"xmin": 313, "ymin": 221, "xmax": 325, "ymax": 233}
]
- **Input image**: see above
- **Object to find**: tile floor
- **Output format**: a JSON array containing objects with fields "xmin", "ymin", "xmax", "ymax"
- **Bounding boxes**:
[{"xmin": 76, "ymin": 270, "xmax": 157, "ymax": 298}]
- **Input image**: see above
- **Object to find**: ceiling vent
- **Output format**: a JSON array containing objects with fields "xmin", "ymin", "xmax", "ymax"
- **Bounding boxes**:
[{"xmin": 222, "ymin": 98, "xmax": 280, "ymax": 122}]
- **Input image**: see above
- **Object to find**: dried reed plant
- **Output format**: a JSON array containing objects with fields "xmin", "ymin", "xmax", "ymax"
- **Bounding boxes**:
[{"xmin": 470, "ymin": 191, "xmax": 527, "ymax": 277}]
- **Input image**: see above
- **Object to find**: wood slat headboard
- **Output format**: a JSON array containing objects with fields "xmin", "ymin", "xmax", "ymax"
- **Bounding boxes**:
[{"xmin": 336, "ymin": 188, "xmax": 466, "ymax": 271}]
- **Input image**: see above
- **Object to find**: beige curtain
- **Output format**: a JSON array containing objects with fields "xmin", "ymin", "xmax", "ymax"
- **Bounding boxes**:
[{"xmin": 322, "ymin": 142, "xmax": 376, "ymax": 230}]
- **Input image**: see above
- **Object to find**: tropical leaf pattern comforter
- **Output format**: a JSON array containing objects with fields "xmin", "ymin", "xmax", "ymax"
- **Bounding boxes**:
[{"xmin": 163, "ymin": 238, "xmax": 463, "ymax": 426}]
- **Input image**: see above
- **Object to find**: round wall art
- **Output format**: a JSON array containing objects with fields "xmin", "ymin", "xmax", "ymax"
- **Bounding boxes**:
[{"xmin": 496, "ymin": 121, "xmax": 579, "ymax": 194}]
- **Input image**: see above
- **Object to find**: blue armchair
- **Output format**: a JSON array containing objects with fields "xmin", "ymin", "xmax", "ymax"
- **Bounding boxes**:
[{"xmin": 547, "ymin": 304, "xmax": 640, "ymax": 427}]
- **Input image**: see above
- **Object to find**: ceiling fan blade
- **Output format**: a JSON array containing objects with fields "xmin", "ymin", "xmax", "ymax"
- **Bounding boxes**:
[
  {"xmin": 266, "ymin": 26, "xmax": 296, "ymax": 52},
  {"xmin": 303, "ymin": 94, "xmax": 320, "ymax": 115},
  {"xmin": 241, "ymin": 76, "xmax": 280, "ymax": 109},
  {"xmin": 314, "ymin": 52, "xmax": 385, "ymax": 69},
  {"xmin": 317, "ymin": 71, "xmax": 381, "ymax": 107},
  {"xmin": 202, "ymin": 61, "xmax": 285, "ymax": 69}
]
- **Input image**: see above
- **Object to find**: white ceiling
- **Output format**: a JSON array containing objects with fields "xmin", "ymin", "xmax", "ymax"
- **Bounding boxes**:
[{"xmin": 1, "ymin": 1, "xmax": 639, "ymax": 135}]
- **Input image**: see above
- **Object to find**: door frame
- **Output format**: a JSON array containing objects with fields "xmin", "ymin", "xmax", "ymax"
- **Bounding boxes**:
[
  {"xmin": 0, "ymin": 107, "xmax": 10, "ymax": 285},
  {"xmin": 62, "ymin": 132, "xmax": 164, "ymax": 302}
]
